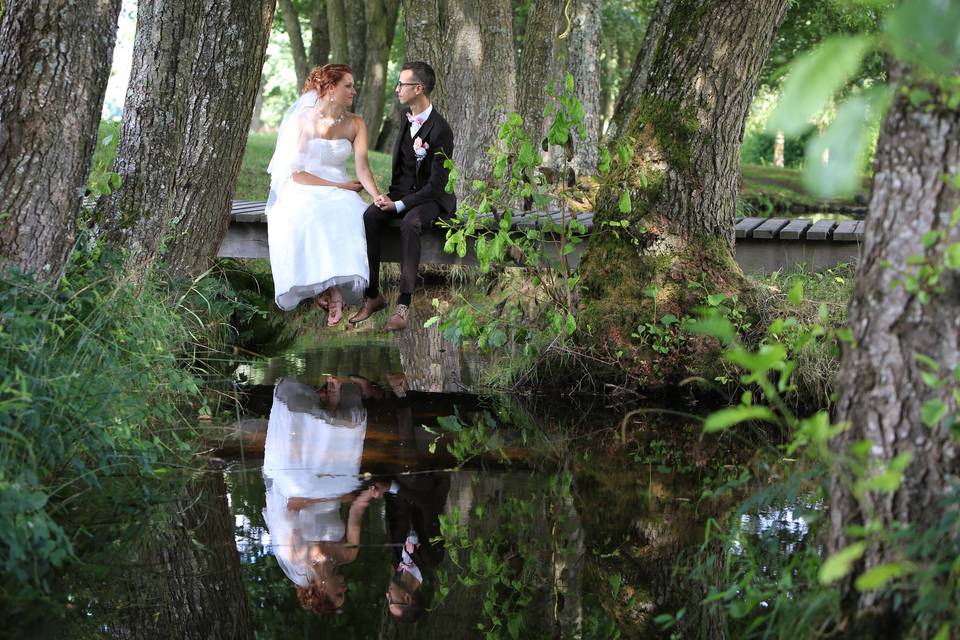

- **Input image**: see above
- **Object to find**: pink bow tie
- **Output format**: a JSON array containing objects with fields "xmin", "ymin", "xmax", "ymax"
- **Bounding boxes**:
[{"xmin": 406, "ymin": 112, "xmax": 425, "ymax": 125}]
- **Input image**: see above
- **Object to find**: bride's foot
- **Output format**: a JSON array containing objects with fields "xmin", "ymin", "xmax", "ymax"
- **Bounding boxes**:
[
  {"xmin": 316, "ymin": 291, "xmax": 331, "ymax": 311},
  {"xmin": 326, "ymin": 289, "xmax": 344, "ymax": 326}
]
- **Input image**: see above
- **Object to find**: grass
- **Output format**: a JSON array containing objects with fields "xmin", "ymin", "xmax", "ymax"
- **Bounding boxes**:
[
  {"xmin": 740, "ymin": 164, "xmax": 870, "ymax": 216},
  {"xmin": 234, "ymin": 132, "xmax": 392, "ymax": 202}
]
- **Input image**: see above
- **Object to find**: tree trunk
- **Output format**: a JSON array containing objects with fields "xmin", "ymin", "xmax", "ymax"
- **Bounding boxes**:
[
  {"xmin": 358, "ymin": 0, "xmax": 400, "ymax": 142},
  {"xmin": 604, "ymin": 0, "xmax": 674, "ymax": 144},
  {"xmin": 579, "ymin": 0, "xmax": 789, "ymax": 372},
  {"xmin": 96, "ymin": 0, "xmax": 203, "ymax": 269},
  {"xmin": 558, "ymin": 0, "xmax": 601, "ymax": 176},
  {"xmin": 403, "ymin": 0, "xmax": 516, "ymax": 191},
  {"xmin": 0, "ymin": 0, "xmax": 121, "ymax": 277},
  {"xmin": 327, "ymin": 0, "xmax": 348, "ymax": 64},
  {"xmin": 830, "ymin": 74, "xmax": 960, "ymax": 614},
  {"xmin": 345, "ymin": 0, "xmax": 366, "ymax": 88},
  {"xmin": 600, "ymin": 40, "xmax": 616, "ymax": 135},
  {"xmin": 376, "ymin": 99, "xmax": 401, "ymax": 152},
  {"xmin": 517, "ymin": 0, "xmax": 563, "ymax": 149},
  {"xmin": 250, "ymin": 56, "xmax": 268, "ymax": 133},
  {"xmin": 773, "ymin": 129, "xmax": 785, "ymax": 167},
  {"xmin": 278, "ymin": 0, "xmax": 309, "ymax": 90},
  {"xmin": 308, "ymin": 0, "xmax": 329, "ymax": 66},
  {"xmin": 110, "ymin": 470, "xmax": 254, "ymax": 639},
  {"xmin": 162, "ymin": 0, "xmax": 274, "ymax": 278}
]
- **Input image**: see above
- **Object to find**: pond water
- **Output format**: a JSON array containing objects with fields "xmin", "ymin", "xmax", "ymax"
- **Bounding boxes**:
[{"xmin": 80, "ymin": 310, "xmax": 817, "ymax": 638}]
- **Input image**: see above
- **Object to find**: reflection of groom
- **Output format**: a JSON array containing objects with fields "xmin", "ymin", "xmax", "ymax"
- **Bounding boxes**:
[{"xmin": 349, "ymin": 61, "xmax": 456, "ymax": 332}]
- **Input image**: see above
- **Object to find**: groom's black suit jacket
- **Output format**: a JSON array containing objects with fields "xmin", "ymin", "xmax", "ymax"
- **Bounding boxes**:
[{"xmin": 389, "ymin": 106, "xmax": 457, "ymax": 216}]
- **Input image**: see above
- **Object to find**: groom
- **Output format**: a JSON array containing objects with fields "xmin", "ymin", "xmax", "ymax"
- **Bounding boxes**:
[{"xmin": 348, "ymin": 61, "xmax": 457, "ymax": 331}]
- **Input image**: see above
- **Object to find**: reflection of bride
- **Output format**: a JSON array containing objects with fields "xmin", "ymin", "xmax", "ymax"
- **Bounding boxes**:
[
  {"xmin": 262, "ymin": 377, "xmax": 382, "ymax": 614},
  {"xmin": 266, "ymin": 63, "xmax": 381, "ymax": 325}
]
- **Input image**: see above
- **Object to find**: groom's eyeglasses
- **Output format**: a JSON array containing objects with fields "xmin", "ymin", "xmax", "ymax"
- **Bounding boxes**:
[{"xmin": 395, "ymin": 81, "xmax": 421, "ymax": 89}]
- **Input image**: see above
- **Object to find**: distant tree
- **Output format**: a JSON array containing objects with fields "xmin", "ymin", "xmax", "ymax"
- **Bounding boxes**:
[
  {"xmin": 345, "ymin": 0, "xmax": 366, "ymax": 88},
  {"xmin": 0, "ymin": 0, "xmax": 121, "ymax": 277},
  {"xmin": 326, "ymin": 0, "xmax": 348, "ymax": 64},
  {"xmin": 517, "ymin": 0, "xmax": 564, "ymax": 149},
  {"xmin": 357, "ymin": 0, "xmax": 401, "ymax": 142},
  {"xmin": 277, "ymin": 0, "xmax": 310, "ymax": 88}
]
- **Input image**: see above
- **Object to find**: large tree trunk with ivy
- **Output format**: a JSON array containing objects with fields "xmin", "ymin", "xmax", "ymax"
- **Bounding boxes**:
[
  {"xmin": 0, "ymin": 0, "xmax": 120, "ymax": 277},
  {"xmin": 356, "ymin": 0, "xmax": 400, "ymax": 141},
  {"xmin": 578, "ymin": 0, "xmax": 789, "ymax": 371},
  {"xmin": 162, "ymin": 0, "xmax": 274, "ymax": 278},
  {"xmin": 829, "ymin": 77, "xmax": 960, "ymax": 616},
  {"xmin": 96, "ymin": 0, "xmax": 202, "ymax": 268},
  {"xmin": 517, "ymin": 0, "xmax": 563, "ymax": 148},
  {"xmin": 556, "ymin": 0, "xmax": 601, "ymax": 176},
  {"xmin": 402, "ymin": 0, "xmax": 516, "ymax": 191}
]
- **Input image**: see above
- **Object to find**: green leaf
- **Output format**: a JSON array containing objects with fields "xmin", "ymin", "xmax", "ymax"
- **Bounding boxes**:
[
  {"xmin": 922, "ymin": 230, "xmax": 942, "ymax": 248},
  {"xmin": 660, "ymin": 313, "xmax": 679, "ymax": 328},
  {"xmin": 703, "ymin": 405, "xmax": 777, "ymax": 433},
  {"xmin": 819, "ymin": 542, "xmax": 867, "ymax": 585},
  {"xmin": 944, "ymin": 243, "xmax": 960, "ymax": 269},
  {"xmin": 886, "ymin": 0, "xmax": 960, "ymax": 76},
  {"xmin": 803, "ymin": 88, "xmax": 891, "ymax": 199},
  {"xmin": 618, "ymin": 189, "xmax": 632, "ymax": 214},
  {"xmin": 855, "ymin": 563, "xmax": 909, "ymax": 591},
  {"xmin": 687, "ymin": 316, "xmax": 736, "ymax": 344},
  {"xmin": 788, "ymin": 281, "xmax": 804, "ymax": 306},
  {"xmin": 725, "ymin": 344, "xmax": 788, "ymax": 375},
  {"xmin": 423, "ymin": 315, "xmax": 440, "ymax": 329},
  {"xmin": 768, "ymin": 35, "xmax": 872, "ymax": 136},
  {"xmin": 922, "ymin": 398, "xmax": 948, "ymax": 427}
]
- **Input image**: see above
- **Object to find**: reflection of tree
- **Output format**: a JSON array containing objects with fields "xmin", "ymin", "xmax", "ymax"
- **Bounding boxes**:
[
  {"xmin": 109, "ymin": 467, "xmax": 253, "ymax": 639},
  {"xmin": 396, "ymin": 300, "xmax": 481, "ymax": 393}
]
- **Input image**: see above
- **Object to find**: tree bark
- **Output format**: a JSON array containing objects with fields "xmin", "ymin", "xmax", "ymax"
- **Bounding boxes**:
[
  {"xmin": 96, "ymin": 0, "xmax": 203, "ymax": 269},
  {"xmin": 579, "ymin": 0, "xmax": 789, "ymax": 368},
  {"xmin": 308, "ymin": 0, "xmax": 329, "ymax": 67},
  {"xmin": 358, "ymin": 0, "xmax": 400, "ymax": 142},
  {"xmin": 326, "ymin": 0, "xmax": 349, "ymax": 64},
  {"xmin": 110, "ymin": 470, "xmax": 254, "ymax": 639},
  {"xmin": 830, "ymin": 75, "xmax": 960, "ymax": 613},
  {"xmin": 345, "ymin": 0, "xmax": 366, "ymax": 88},
  {"xmin": 278, "ymin": 0, "xmax": 309, "ymax": 90},
  {"xmin": 162, "ymin": 0, "xmax": 275, "ymax": 278},
  {"xmin": 773, "ymin": 129, "xmax": 785, "ymax": 167},
  {"xmin": 0, "ymin": 0, "xmax": 121, "ymax": 277},
  {"xmin": 604, "ymin": 0, "xmax": 674, "ymax": 143},
  {"xmin": 376, "ymin": 99, "xmax": 401, "ymax": 152},
  {"xmin": 403, "ymin": 0, "xmax": 516, "ymax": 191},
  {"xmin": 517, "ymin": 0, "xmax": 563, "ymax": 149},
  {"xmin": 250, "ymin": 56, "xmax": 268, "ymax": 133},
  {"xmin": 558, "ymin": 0, "xmax": 601, "ymax": 176}
]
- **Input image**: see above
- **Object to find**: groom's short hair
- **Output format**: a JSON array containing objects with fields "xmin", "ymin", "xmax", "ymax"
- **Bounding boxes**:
[{"xmin": 401, "ymin": 62, "xmax": 436, "ymax": 95}]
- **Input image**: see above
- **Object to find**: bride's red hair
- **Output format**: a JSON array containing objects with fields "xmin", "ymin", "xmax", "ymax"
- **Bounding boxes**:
[{"xmin": 304, "ymin": 64, "xmax": 353, "ymax": 97}]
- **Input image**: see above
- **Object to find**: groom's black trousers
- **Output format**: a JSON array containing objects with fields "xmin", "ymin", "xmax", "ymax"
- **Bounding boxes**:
[{"xmin": 363, "ymin": 199, "xmax": 442, "ymax": 299}]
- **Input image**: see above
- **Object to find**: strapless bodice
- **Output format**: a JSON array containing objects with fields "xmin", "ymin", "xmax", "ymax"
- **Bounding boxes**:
[{"xmin": 302, "ymin": 138, "xmax": 352, "ymax": 173}]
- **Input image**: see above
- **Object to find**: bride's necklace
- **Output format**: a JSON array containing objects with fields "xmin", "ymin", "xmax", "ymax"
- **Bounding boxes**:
[{"xmin": 318, "ymin": 109, "xmax": 346, "ymax": 127}]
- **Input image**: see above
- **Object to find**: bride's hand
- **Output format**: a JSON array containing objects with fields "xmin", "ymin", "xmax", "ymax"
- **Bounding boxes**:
[{"xmin": 340, "ymin": 180, "xmax": 363, "ymax": 192}]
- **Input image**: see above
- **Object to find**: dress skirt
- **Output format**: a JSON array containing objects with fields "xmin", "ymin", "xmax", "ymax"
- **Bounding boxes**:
[{"xmin": 267, "ymin": 180, "xmax": 369, "ymax": 311}]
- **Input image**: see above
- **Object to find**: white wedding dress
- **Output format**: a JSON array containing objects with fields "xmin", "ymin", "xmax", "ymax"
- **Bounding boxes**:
[
  {"xmin": 262, "ymin": 378, "xmax": 366, "ymax": 587},
  {"xmin": 266, "ymin": 92, "xmax": 369, "ymax": 311}
]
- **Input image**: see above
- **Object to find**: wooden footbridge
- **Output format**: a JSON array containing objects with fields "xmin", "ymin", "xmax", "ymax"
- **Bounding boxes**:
[{"xmin": 219, "ymin": 201, "xmax": 865, "ymax": 273}]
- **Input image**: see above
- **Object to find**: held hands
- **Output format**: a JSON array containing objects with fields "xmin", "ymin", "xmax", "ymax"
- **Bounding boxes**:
[{"xmin": 374, "ymin": 194, "xmax": 397, "ymax": 211}]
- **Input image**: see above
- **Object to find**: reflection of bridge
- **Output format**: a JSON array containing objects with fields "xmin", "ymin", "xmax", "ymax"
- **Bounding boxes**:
[{"xmin": 219, "ymin": 201, "xmax": 864, "ymax": 273}]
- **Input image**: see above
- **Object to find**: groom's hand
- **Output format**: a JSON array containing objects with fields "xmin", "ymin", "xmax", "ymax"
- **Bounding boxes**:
[{"xmin": 375, "ymin": 195, "xmax": 397, "ymax": 212}]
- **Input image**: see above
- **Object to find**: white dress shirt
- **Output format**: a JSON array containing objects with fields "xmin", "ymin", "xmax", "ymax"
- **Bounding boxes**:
[{"xmin": 395, "ymin": 104, "xmax": 434, "ymax": 214}]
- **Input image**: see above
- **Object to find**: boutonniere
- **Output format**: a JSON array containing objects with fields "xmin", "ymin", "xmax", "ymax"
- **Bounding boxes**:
[{"xmin": 413, "ymin": 136, "xmax": 429, "ymax": 165}]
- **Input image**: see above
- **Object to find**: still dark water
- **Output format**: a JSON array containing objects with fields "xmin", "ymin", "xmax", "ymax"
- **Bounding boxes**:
[{"xmin": 85, "ymin": 322, "xmax": 813, "ymax": 639}]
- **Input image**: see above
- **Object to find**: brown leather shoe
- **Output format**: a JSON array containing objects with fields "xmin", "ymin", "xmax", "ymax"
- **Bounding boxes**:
[
  {"xmin": 348, "ymin": 294, "xmax": 386, "ymax": 324},
  {"xmin": 385, "ymin": 304, "xmax": 409, "ymax": 332}
]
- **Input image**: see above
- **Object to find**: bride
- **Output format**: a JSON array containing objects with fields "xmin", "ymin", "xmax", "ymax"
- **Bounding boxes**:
[{"xmin": 266, "ymin": 64, "xmax": 380, "ymax": 325}]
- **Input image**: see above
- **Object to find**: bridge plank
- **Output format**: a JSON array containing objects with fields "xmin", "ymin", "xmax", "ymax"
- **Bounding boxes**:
[
  {"xmin": 833, "ymin": 220, "xmax": 860, "ymax": 241},
  {"xmin": 752, "ymin": 218, "xmax": 790, "ymax": 239},
  {"xmin": 806, "ymin": 219, "xmax": 836, "ymax": 241},
  {"xmin": 779, "ymin": 218, "xmax": 812, "ymax": 240},
  {"xmin": 735, "ymin": 217, "xmax": 766, "ymax": 239},
  {"xmin": 853, "ymin": 220, "xmax": 865, "ymax": 240}
]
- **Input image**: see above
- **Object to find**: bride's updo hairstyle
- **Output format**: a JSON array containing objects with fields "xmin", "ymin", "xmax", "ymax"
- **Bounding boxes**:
[{"xmin": 304, "ymin": 63, "xmax": 353, "ymax": 97}]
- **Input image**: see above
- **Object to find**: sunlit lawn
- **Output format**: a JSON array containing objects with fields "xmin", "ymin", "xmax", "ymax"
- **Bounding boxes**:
[{"xmin": 234, "ymin": 132, "xmax": 392, "ymax": 202}]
